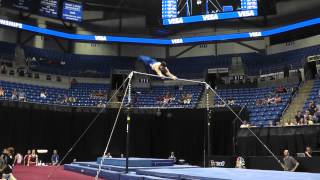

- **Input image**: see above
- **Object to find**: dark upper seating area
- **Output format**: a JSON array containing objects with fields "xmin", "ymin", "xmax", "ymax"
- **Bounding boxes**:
[
  {"xmin": 23, "ymin": 46, "xmax": 136, "ymax": 78},
  {"xmin": 242, "ymin": 45, "xmax": 320, "ymax": 76},
  {"xmin": 168, "ymin": 55, "xmax": 232, "ymax": 79},
  {"xmin": 0, "ymin": 41, "xmax": 16, "ymax": 60},
  {"xmin": 0, "ymin": 41, "xmax": 318, "ymax": 79}
]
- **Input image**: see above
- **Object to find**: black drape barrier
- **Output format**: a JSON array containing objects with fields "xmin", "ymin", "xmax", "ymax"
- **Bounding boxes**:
[
  {"xmin": 0, "ymin": 104, "xmax": 247, "ymax": 165},
  {"xmin": 237, "ymin": 126, "xmax": 320, "ymax": 156},
  {"xmin": 207, "ymin": 156, "xmax": 320, "ymax": 173},
  {"xmin": 210, "ymin": 107, "xmax": 248, "ymax": 155}
]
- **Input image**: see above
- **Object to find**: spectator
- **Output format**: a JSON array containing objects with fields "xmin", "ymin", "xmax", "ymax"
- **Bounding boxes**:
[
  {"xmin": 0, "ymin": 63, "xmax": 7, "ymax": 74},
  {"xmin": 27, "ymin": 149, "xmax": 38, "ymax": 166},
  {"xmin": 70, "ymin": 78, "xmax": 77, "ymax": 86},
  {"xmin": 235, "ymin": 156, "xmax": 246, "ymax": 169},
  {"xmin": 294, "ymin": 111, "xmax": 304, "ymax": 124},
  {"xmin": 97, "ymin": 101, "xmax": 106, "ymax": 108},
  {"xmin": 11, "ymin": 89, "xmax": 17, "ymax": 100},
  {"xmin": 275, "ymin": 86, "xmax": 287, "ymax": 93},
  {"xmin": 14, "ymin": 153, "xmax": 23, "ymax": 165},
  {"xmin": 160, "ymin": 92, "xmax": 175, "ymax": 106},
  {"xmin": 2, "ymin": 147, "xmax": 16, "ymax": 180},
  {"xmin": 308, "ymin": 101, "xmax": 317, "ymax": 115},
  {"xmin": 23, "ymin": 150, "xmax": 31, "ymax": 166},
  {"xmin": 305, "ymin": 146, "xmax": 312, "ymax": 158},
  {"xmin": 0, "ymin": 87, "xmax": 4, "ymax": 97},
  {"xmin": 274, "ymin": 94, "xmax": 282, "ymax": 104},
  {"xmin": 240, "ymin": 121, "xmax": 250, "ymax": 128},
  {"xmin": 227, "ymin": 97, "xmax": 235, "ymax": 105},
  {"xmin": 18, "ymin": 91, "xmax": 26, "ymax": 102},
  {"xmin": 168, "ymin": 152, "xmax": 176, "ymax": 162},
  {"xmin": 105, "ymin": 152, "xmax": 112, "ymax": 158},
  {"xmin": 281, "ymin": 149, "xmax": 299, "ymax": 172},
  {"xmin": 51, "ymin": 150, "xmax": 59, "ymax": 166},
  {"xmin": 40, "ymin": 90, "xmax": 47, "ymax": 99},
  {"xmin": 180, "ymin": 93, "xmax": 192, "ymax": 105}
]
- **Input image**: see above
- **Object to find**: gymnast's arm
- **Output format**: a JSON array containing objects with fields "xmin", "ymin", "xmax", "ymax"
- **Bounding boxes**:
[
  {"xmin": 153, "ymin": 64, "xmax": 165, "ymax": 77},
  {"xmin": 165, "ymin": 68, "xmax": 177, "ymax": 80}
]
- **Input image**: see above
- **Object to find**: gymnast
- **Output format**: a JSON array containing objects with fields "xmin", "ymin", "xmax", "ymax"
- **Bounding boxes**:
[{"xmin": 138, "ymin": 55, "xmax": 177, "ymax": 80}]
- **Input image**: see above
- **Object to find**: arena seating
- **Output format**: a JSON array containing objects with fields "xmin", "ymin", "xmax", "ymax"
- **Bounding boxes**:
[
  {"xmin": 0, "ymin": 80, "xmax": 203, "ymax": 108},
  {"xmin": 168, "ymin": 55, "xmax": 232, "ymax": 79},
  {"xmin": 215, "ymin": 83, "xmax": 299, "ymax": 127},
  {"xmin": 132, "ymin": 85, "xmax": 203, "ymax": 108},
  {"xmin": 243, "ymin": 45, "xmax": 320, "ymax": 76},
  {"xmin": 303, "ymin": 79, "xmax": 320, "ymax": 111},
  {"xmin": 23, "ymin": 46, "xmax": 135, "ymax": 78},
  {"xmin": 0, "ymin": 41, "xmax": 308, "ymax": 79},
  {"xmin": 0, "ymin": 80, "xmax": 110, "ymax": 107}
]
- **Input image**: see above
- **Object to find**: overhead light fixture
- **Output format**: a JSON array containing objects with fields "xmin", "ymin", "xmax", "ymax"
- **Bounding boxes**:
[{"xmin": 197, "ymin": 0, "xmax": 202, "ymax": 5}]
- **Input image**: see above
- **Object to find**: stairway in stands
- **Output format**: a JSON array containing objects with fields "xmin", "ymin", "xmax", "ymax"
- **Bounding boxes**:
[
  {"xmin": 197, "ymin": 87, "xmax": 215, "ymax": 108},
  {"xmin": 281, "ymin": 80, "xmax": 314, "ymax": 124}
]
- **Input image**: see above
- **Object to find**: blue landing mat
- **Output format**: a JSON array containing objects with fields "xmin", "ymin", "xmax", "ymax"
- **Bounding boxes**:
[
  {"xmin": 73, "ymin": 161, "xmax": 196, "ymax": 172},
  {"xmin": 97, "ymin": 157, "xmax": 174, "ymax": 167},
  {"xmin": 136, "ymin": 167, "xmax": 320, "ymax": 180}
]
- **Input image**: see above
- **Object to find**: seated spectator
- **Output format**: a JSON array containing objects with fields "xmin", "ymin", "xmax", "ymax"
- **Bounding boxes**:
[
  {"xmin": 180, "ymin": 93, "xmax": 192, "ymax": 105},
  {"xmin": 105, "ymin": 152, "xmax": 112, "ymax": 158},
  {"xmin": 70, "ymin": 78, "xmax": 77, "ymax": 86},
  {"xmin": 160, "ymin": 92, "xmax": 175, "ymax": 106},
  {"xmin": 14, "ymin": 152, "xmax": 23, "ymax": 165},
  {"xmin": 51, "ymin": 150, "xmax": 59, "ymax": 166},
  {"xmin": 0, "ymin": 63, "xmax": 7, "ymax": 74},
  {"xmin": 256, "ymin": 99, "xmax": 265, "ymax": 106},
  {"xmin": 18, "ymin": 91, "xmax": 26, "ymax": 102},
  {"xmin": 235, "ymin": 156, "xmax": 246, "ymax": 169},
  {"xmin": 227, "ymin": 97, "xmax": 235, "ymax": 105},
  {"xmin": 168, "ymin": 152, "xmax": 176, "ymax": 162},
  {"xmin": 56, "ymin": 94, "xmax": 67, "ymax": 104},
  {"xmin": 295, "ymin": 111, "xmax": 304, "ymax": 124},
  {"xmin": 67, "ymin": 97, "xmax": 76, "ymax": 103},
  {"xmin": 40, "ymin": 90, "xmax": 47, "ymax": 99},
  {"xmin": 308, "ymin": 101, "xmax": 317, "ymax": 115},
  {"xmin": 275, "ymin": 86, "xmax": 287, "ymax": 93},
  {"xmin": 266, "ymin": 95, "xmax": 275, "ymax": 104},
  {"xmin": 23, "ymin": 150, "xmax": 31, "ymax": 166},
  {"xmin": 215, "ymin": 101, "xmax": 225, "ymax": 107},
  {"xmin": 240, "ymin": 121, "xmax": 250, "ymax": 128},
  {"xmin": 27, "ymin": 149, "xmax": 38, "ymax": 166},
  {"xmin": 0, "ymin": 87, "xmax": 5, "ymax": 97},
  {"xmin": 11, "ymin": 89, "xmax": 18, "ymax": 100},
  {"xmin": 97, "ymin": 101, "xmax": 106, "ymax": 108},
  {"xmin": 305, "ymin": 146, "xmax": 312, "ymax": 158},
  {"xmin": 274, "ymin": 94, "xmax": 282, "ymax": 104}
]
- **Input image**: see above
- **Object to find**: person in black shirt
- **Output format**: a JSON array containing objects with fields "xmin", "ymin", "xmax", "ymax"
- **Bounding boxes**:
[
  {"xmin": 308, "ymin": 102, "xmax": 317, "ymax": 115},
  {"xmin": 2, "ymin": 147, "xmax": 16, "ymax": 180},
  {"xmin": 294, "ymin": 111, "xmax": 304, "ymax": 124}
]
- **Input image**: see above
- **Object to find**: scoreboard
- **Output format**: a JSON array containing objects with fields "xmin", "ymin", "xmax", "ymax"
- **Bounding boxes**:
[
  {"xmin": 62, "ymin": 1, "xmax": 83, "ymax": 22},
  {"xmin": 241, "ymin": 0, "xmax": 258, "ymax": 10},
  {"xmin": 0, "ymin": 0, "xmax": 83, "ymax": 22},
  {"xmin": 11, "ymin": 0, "xmax": 35, "ymax": 11},
  {"xmin": 39, "ymin": 0, "xmax": 59, "ymax": 18},
  {"xmin": 162, "ymin": 0, "xmax": 177, "ymax": 19},
  {"xmin": 162, "ymin": 0, "xmax": 258, "ymax": 25}
]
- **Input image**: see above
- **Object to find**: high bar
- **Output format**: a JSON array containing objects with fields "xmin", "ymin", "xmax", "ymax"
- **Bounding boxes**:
[{"xmin": 132, "ymin": 71, "xmax": 207, "ymax": 84}]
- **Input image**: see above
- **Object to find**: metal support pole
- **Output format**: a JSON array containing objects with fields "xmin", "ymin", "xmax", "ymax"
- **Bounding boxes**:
[{"xmin": 125, "ymin": 72, "xmax": 133, "ymax": 173}]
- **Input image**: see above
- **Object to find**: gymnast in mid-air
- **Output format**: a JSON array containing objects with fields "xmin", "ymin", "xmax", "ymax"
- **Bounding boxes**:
[{"xmin": 138, "ymin": 55, "xmax": 177, "ymax": 80}]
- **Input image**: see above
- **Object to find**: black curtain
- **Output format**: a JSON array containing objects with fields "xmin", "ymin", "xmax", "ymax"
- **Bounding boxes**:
[
  {"xmin": 237, "ymin": 126, "xmax": 320, "ymax": 156},
  {"xmin": 0, "ymin": 105, "xmax": 247, "ymax": 165}
]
